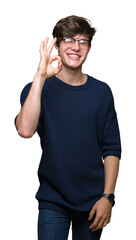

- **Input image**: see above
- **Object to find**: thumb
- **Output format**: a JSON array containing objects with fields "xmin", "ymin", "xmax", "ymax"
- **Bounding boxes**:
[{"xmin": 88, "ymin": 206, "xmax": 96, "ymax": 221}]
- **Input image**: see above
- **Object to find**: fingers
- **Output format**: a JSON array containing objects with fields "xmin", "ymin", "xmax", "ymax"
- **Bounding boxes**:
[
  {"xmin": 89, "ymin": 212, "xmax": 111, "ymax": 232},
  {"xmin": 50, "ymin": 54, "xmax": 62, "ymax": 74},
  {"xmin": 39, "ymin": 37, "xmax": 57, "ymax": 59},
  {"xmin": 55, "ymin": 59, "xmax": 62, "ymax": 74},
  {"xmin": 49, "ymin": 54, "xmax": 61, "ymax": 64},
  {"xmin": 47, "ymin": 37, "xmax": 57, "ymax": 56},
  {"xmin": 94, "ymin": 216, "xmax": 110, "ymax": 231},
  {"xmin": 39, "ymin": 41, "xmax": 44, "ymax": 58},
  {"xmin": 39, "ymin": 37, "xmax": 48, "ymax": 56},
  {"xmin": 38, "ymin": 37, "xmax": 61, "ymax": 78},
  {"xmin": 90, "ymin": 217, "xmax": 105, "ymax": 232},
  {"xmin": 89, "ymin": 214, "xmax": 101, "ymax": 231},
  {"xmin": 88, "ymin": 207, "xmax": 96, "ymax": 221},
  {"xmin": 44, "ymin": 37, "xmax": 49, "ymax": 49}
]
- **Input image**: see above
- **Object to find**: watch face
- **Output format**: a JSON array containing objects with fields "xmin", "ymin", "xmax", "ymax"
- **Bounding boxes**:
[{"xmin": 109, "ymin": 194, "xmax": 115, "ymax": 201}]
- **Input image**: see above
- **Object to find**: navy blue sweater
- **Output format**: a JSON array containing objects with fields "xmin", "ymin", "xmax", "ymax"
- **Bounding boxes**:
[{"xmin": 15, "ymin": 75, "xmax": 121, "ymax": 216}]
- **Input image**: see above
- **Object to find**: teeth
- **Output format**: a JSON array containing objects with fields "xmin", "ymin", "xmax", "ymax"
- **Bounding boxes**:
[{"xmin": 69, "ymin": 54, "xmax": 80, "ymax": 59}]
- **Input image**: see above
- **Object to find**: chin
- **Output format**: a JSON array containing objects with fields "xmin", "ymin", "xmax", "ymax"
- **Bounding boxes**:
[
  {"xmin": 62, "ymin": 61, "xmax": 83, "ymax": 70},
  {"xmin": 65, "ymin": 64, "xmax": 82, "ymax": 71}
]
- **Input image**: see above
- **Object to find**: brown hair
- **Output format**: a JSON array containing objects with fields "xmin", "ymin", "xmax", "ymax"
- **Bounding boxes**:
[{"xmin": 52, "ymin": 15, "xmax": 96, "ymax": 47}]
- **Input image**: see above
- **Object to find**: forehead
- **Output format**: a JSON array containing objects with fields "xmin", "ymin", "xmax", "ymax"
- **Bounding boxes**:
[{"xmin": 72, "ymin": 34, "xmax": 89, "ymax": 40}]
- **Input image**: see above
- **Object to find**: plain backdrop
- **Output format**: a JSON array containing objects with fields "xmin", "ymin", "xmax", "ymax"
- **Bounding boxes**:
[{"xmin": 0, "ymin": 0, "xmax": 135, "ymax": 239}]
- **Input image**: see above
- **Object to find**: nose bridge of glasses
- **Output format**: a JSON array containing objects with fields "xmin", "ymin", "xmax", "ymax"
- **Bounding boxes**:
[{"xmin": 72, "ymin": 38, "xmax": 80, "ymax": 48}]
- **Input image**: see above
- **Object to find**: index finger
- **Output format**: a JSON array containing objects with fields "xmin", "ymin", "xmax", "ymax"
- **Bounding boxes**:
[{"xmin": 47, "ymin": 37, "xmax": 57, "ymax": 55}]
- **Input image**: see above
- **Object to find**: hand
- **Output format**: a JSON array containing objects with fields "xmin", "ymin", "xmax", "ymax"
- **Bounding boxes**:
[
  {"xmin": 88, "ymin": 197, "xmax": 112, "ymax": 232},
  {"xmin": 37, "ymin": 37, "xmax": 62, "ymax": 79}
]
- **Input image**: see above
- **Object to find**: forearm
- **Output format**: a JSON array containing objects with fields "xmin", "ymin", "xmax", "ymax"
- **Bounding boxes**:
[
  {"xmin": 103, "ymin": 155, "xmax": 120, "ymax": 194},
  {"xmin": 16, "ymin": 72, "xmax": 45, "ymax": 138},
  {"xmin": 88, "ymin": 155, "xmax": 120, "ymax": 231}
]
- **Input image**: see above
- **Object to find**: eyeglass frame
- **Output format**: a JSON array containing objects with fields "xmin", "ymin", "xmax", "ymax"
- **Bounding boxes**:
[{"xmin": 61, "ymin": 37, "xmax": 91, "ymax": 49}]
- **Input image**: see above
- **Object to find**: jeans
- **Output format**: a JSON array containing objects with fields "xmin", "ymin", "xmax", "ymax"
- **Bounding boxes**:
[{"xmin": 38, "ymin": 209, "xmax": 103, "ymax": 240}]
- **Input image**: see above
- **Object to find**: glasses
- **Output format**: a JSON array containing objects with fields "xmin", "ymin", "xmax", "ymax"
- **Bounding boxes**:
[{"xmin": 62, "ymin": 37, "xmax": 90, "ymax": 49}]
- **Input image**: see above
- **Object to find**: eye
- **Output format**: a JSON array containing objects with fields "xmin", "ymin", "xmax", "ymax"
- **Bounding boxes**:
[
  {"xmin": 64, "ymin": 38, "xmax": 72, "ymax": 43},
  {"xmin": 79, "ymin": 39, "xmax": 84, "ymax": 44},
  {"xmin": 79, "ymin": 39, "xmax": 87, "ymax": 45}
]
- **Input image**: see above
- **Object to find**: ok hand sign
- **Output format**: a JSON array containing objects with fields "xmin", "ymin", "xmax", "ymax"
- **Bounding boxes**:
[{"xmin": 37, "ymin": 37, "xmax": 62, "ymax": 79}]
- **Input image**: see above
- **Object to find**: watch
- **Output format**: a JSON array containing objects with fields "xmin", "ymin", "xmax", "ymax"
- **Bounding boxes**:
[{"xmin": 103, "ymin": 193, "xmax": 115, "ymax": 207}]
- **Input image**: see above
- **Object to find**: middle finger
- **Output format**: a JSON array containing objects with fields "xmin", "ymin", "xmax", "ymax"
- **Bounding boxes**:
[{"xmin": 47, "ymin": 37, "xmax": 57, "ymax": 56}]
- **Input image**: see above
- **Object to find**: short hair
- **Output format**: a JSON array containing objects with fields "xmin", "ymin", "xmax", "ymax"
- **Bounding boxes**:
[{"xmin": 52, "ymin": 15, "xmax": 96, "ymax": 47}]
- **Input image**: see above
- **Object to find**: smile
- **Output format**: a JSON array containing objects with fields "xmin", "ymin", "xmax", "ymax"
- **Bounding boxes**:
[{"xmin": 67, "ymin": 54, "xmax": 81, "ymax": 60}]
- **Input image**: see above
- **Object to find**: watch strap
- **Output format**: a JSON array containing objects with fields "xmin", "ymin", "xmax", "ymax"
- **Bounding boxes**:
[{"xmin": 103, "ymin": 193, "xmax": 115, "ymax": 207}]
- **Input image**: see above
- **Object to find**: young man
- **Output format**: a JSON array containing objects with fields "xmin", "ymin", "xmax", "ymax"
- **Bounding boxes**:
[{"xmin": 15, "ymin": 15, "xmax": 121, "ymax": 240}]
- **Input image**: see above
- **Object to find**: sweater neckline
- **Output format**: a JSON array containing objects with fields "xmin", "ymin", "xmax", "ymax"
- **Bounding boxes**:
[{"xmin": 52, "ymin": 75, "xmax": 89, "ymax": 90}]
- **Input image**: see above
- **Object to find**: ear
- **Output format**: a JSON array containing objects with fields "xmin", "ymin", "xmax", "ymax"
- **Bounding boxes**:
[
  {"xmin": 87, "ymin": 45, "xmax": 91, "ymax": 53},
  {"xmin": 55, "ymin": 43, "xmax": 59, "ymax": 51}
]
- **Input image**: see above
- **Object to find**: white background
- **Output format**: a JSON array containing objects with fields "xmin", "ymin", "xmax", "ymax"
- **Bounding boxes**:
[{"xmin": 0, "ymin": 0, "xmax": 135, "ymax": 239}]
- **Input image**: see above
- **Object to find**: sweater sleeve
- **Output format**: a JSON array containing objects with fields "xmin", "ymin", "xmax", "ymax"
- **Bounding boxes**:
[
  {"xmin": 102, "ymin": 86, "xmax": 122, "ymax": 160},
  {"xmin": 14, "ymin": 82, "xmax": 43, "ymax": 133}
]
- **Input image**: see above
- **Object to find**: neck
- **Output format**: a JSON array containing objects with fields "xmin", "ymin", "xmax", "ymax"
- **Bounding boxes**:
[{"xmin": 56, "ymin": 66, "xmax": 87, "ymax": 86}]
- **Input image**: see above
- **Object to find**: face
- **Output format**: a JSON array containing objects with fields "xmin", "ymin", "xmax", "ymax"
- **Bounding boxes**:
[{"xmin": 55, "ymin": 34, "xmax": 91, "ymax": 70}]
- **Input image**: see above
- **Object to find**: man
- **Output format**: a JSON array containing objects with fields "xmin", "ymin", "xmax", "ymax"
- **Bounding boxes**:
[{"xmin": 15, "ymin": 15, "xmax": 121, "ymax": 240}]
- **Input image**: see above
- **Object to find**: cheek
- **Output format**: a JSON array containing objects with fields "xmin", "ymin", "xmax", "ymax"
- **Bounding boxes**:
[
  {"xmin": 58, "ymin": 50, "xmax": 68, "ymax": 61},
  {"xmin": 83, "ymin": 51, "xmax": 89, "ymax": 60}
]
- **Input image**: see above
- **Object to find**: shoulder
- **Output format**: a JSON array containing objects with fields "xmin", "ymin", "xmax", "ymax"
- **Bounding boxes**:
[
  {"xmin": 88, "ymin": 75, "xmax": 113, "ymax": 98},
  {"xmin": 20, "ymin": 82, "xmax": 32, "ymax": 97},
  {"xmin": 21, "ymin": 82, "xmax": 32, "ymax": 93},
  {"xmin": 88, "ymin": 75, "xmax": 111, "ymax": 90}
]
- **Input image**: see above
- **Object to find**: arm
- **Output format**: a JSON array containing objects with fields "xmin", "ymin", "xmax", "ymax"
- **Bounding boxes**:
[
  {"xmin": 103, "ymin": 155, "xmax": 120, "ymax": 194},
  {"xmin": 16, "ymin": 37, "xmax": 62, "ymax": 138},
  {"xmin": 88, "ymin": 85, "xmax": 121, "ymax": 231},
  {"xmin": 16, "ymin": 74, "xmax": 45, "ymax": 138},
  {"xmin": 88, "ymin": 155, "xmax": 120, "ymax": 231}
]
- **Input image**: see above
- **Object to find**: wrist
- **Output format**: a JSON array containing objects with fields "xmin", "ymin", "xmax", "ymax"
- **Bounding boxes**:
[
  {"xmin": 30, "ymin": 72, "xmax": 46, "ymax": 97},
  {"xmin": 103, "ymin": 193, "xmax": 115, "ymax": 207},
  {"xmin": 103, "ymin": 187, "xmax": 115, "ymax": 194},
  {"xmin": 34, "ymin": 71, "xmax": 47, "ymax": 83}
]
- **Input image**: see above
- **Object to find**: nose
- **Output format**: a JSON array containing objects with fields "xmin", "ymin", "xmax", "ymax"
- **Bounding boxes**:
[{"xmin": 71, "ymin": 40, "xmax": 80, "ymax": 51}]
